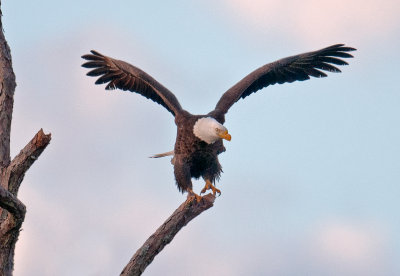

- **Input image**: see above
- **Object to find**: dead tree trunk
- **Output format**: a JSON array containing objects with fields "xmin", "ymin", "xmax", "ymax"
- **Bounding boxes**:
[{"xmin": 0, "ymin": 3, "xmax": 51, "ymax": 275}]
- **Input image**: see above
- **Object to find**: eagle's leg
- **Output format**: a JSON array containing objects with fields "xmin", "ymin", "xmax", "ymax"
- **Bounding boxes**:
[
  {"xmin": 174, "ymin": 155, "xmax": 201, "ymax": 202},
  {"xmin": 187, "ymin": 188, "xmax": 202, "ymax": 203},
  {"xmin": 200, "ymin": 179, "xmax": 221, "ymax": 196}
]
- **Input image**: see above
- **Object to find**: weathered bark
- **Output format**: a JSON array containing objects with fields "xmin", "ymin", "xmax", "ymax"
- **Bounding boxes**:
[
  {"xmin": 0, "ymin": 7, "xmax": 14, "ymax": 169},
  {"xmin": 121, "ymin": 194, "xmax": 215, "ymax": 276},
  {"xmin": 0, "ymin": 2, "xmax": 51, "ymax": 275}
]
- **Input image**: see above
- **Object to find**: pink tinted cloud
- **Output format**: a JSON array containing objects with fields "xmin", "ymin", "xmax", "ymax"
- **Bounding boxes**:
[
  {"xmin": 311, "ymin": 219, "xmax": 388, "ymax": 273},
  {"xmin": 221, "ymin": 0, "xmax": 399, "ymax": 45}
]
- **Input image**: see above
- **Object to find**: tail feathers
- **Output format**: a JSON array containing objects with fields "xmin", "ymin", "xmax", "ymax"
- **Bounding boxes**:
[{"xmin": 149, "ymin": 150, "xmax": 174, "ymax": 158}]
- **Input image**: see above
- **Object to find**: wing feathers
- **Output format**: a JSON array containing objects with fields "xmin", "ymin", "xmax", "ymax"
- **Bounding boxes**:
[
  {"xmin": 211, "ymin": 44, "xmax": 356, "ymax": 121},
  {"xmin": 81, "ymin": 61, "xmax": 104, "ymax": 68},
  {"xmin": 314, "ymin": 63, "xmax": 341, "ymax": 73},
  {"xmin": 304, "ymin": 67, "xmax": 327, "ymax": 78},
  {"xmin": 86, "ymin": 67, "xmax": 109, "ymax": 77},
  {"xmin": 321, "ymin": 51, "xmax": 354, "ymax": 58},
  {"xmin": 318, "ymin": 56, "xmax": 348, "ymax": 65},
  {"xmin": 82, "ymin": 51, "xmax": 182, "ymax": 116}
]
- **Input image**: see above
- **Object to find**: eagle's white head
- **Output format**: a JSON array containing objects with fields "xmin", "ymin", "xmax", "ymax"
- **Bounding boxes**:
[{"xmin": 193, "ymin": 117, "xmax": 231, "ymax": 144}]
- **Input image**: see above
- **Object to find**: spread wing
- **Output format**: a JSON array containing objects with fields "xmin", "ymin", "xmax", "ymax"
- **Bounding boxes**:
[
  {"xmin": 81, "ymin": 50, "xmax": 182, "ymax": 116},
  {"xmin": 210, "ymin": 44, "xmax": 356, "ymax": 123}
]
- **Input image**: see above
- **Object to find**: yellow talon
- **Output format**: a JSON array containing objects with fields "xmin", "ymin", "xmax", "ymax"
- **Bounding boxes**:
[
  {"xmin": 187, "ymin": 188, "xmax": 202, "ymax": 203},
  {"xmin": 211, "ymin": 185, "xmax": 221, "ymax": 196},
  {"xmin": 200, "ymin": 180, "xmax": 221, "ymax": 196}
]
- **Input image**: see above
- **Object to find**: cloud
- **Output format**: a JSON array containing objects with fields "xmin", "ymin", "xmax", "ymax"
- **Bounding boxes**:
[
  {"xmin": 220, "ymin": 0, "xmax": 399, "ymax": 45},
  {"xmin": 316, "ymin": 222, "xmax": 381, "ymax": 261},
  {"xmin": 309, "ymin": 219, "xmax": 389, "ymax": 274}
]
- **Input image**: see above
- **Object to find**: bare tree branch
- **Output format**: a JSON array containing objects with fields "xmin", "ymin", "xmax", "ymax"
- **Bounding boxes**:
[
  {"xmin": 7, "ymin": 129, "xmax": 51, "ymax": 195},
  {"xmin": 121, "ymin": 194, "xmax": 215, "ymax": 276}
]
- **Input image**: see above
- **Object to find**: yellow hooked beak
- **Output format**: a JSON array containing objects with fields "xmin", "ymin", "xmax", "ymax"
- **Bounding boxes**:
[{"xmin": 219, "ymin": 130, "xmax": 231, "ymax": 141}]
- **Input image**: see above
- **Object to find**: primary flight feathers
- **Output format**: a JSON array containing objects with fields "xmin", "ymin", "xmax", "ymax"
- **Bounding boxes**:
[
  {"xmin": 81, "ymin": 50, "xmax": 182, "ymax": 116},
  {"xmin": 82, "ymin": 44, "xmax": 355, "ymax": 121},
  {"xmin": 213, "ymin": 44, "xmax": 355, "ymax": 120}
]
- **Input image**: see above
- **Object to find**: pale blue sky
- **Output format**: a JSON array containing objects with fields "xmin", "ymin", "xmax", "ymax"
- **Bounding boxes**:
[{"xmin": 3, "ymin": 1, "xmax": 400, "ymax": 275}]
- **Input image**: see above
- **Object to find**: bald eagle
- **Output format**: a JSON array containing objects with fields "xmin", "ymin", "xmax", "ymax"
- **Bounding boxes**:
[{"xmin": 82, "ymin": 44, "xmax": 355, "ymax": 201}]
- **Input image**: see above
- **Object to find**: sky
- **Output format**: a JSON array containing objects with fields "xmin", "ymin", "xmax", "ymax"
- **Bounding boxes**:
[{"xmin": 3, "ymin": 0, "xmax": 400, "ymax": 275}]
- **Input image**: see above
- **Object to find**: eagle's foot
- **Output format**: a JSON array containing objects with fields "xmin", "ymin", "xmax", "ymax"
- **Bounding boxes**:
[
  {"xmin": 200, "ymin": 180, "xmax": 221, "ymax": 196},
  {"xmin": 187, "ymin": 188, "xmax": 202, "ymax": 203}
]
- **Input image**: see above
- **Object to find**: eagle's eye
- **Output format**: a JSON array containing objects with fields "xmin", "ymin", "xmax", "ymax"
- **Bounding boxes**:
[{"xmin": 215, "ymin": 128, "xmax": 219, "ymax": 132}]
